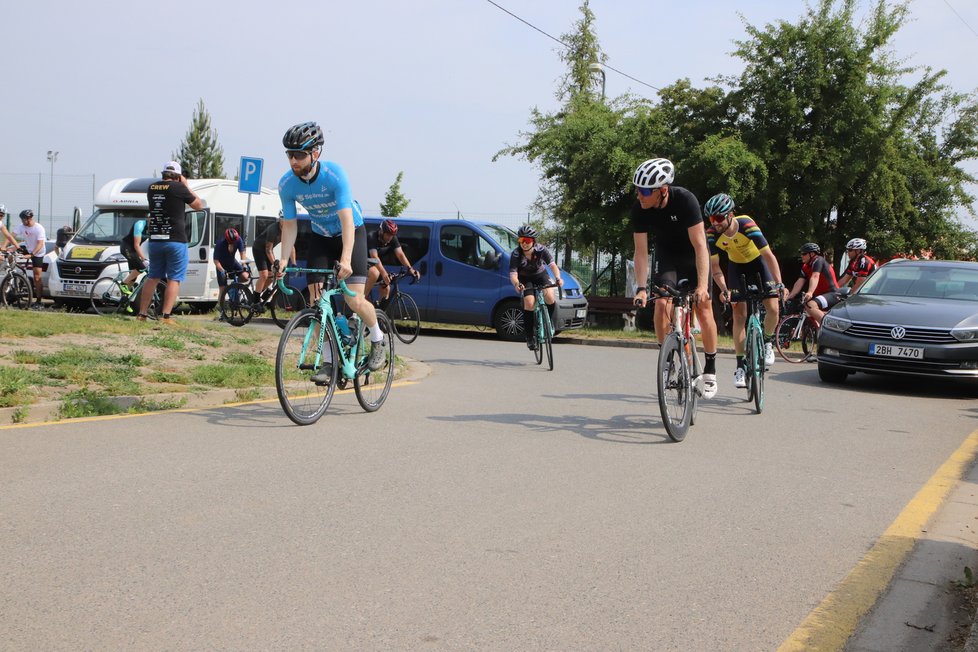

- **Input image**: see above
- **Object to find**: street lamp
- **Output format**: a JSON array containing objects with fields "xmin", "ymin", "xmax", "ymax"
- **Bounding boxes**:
[
  {"xmin": 47, "ymin": 150, "xmax": 59, "ymax": 224},
  {"xmin": 588, "ymin": 62, "xmax": 606, "ymax": 99}
]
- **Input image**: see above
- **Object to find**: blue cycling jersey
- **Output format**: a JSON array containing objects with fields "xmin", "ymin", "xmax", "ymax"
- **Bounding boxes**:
[{"xmin": 278, "ymin": 161, "xmax": 364, "ymax": 237}]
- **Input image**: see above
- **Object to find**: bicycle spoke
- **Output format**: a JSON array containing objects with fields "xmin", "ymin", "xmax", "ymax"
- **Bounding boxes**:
[
  {"xmin": 354, "ymin": 311, "xmax": 395, "ymax": 412},
  {"xmin": 657, "ymin": 335, "xmax": 691, "ymax": 442}
]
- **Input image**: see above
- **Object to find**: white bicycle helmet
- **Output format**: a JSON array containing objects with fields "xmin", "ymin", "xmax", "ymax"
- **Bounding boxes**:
[
  {"xmin": 846, "ymin": 237, "xmax": 867, "ymax": 250},
  {"xmin": 633, "ymin": 158, "xmax": 675, "ymax": 189}
]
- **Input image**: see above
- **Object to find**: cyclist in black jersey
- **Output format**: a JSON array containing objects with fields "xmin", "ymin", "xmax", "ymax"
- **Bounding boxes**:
[
  {"xmin": 364, "ymin": 219, "xmax": 420, "ymax": 302},
  {"xmin": 631, "ymin": 158, "xmax": 719, "ymax": 398},
  {"xmin": 508, "ymin": 224, "xmax": 563, "ymax": 349}
]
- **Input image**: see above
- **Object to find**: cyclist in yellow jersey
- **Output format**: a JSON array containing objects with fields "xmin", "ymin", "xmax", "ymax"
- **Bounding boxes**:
[{"xmin": 704, "ymin": 193, "xmax": 785, "ymax": 388}]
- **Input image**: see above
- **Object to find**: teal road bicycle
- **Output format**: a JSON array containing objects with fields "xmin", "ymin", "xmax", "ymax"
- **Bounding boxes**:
[
  {"xmin": 738, "ymin": 274, "xmax": 777, "ymax": 414},
  {"xmin": 522, "ymin": 281, "xmax": 561, "ymax": 371},
  {"xmin": 274, "ymin": 266, "xmax": 395, "ymax": 426},
  {"xmin": 89, "ymin": 262, "xmax": 167, "ymax": 318}
]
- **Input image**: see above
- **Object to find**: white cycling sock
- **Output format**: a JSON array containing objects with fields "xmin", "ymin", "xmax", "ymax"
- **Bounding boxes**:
[{"xmin": 370, "ymin": 322, "xmax": 384, "ymax": 342}]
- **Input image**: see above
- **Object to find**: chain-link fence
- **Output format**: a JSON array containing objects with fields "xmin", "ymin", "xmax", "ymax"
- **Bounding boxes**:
[{"xmin": 0, "ymin": 172, "xmax": 97, "ymax": 233}]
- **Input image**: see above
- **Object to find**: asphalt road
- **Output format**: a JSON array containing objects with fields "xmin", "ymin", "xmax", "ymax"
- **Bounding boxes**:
[{"xmin": 2, "ymin": 329, "xmax": 976, "ymax": 650}]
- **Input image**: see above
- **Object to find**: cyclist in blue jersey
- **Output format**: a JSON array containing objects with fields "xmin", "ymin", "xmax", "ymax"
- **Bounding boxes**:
[
  {"xmin": 276, "ymin": 121, "xmax": 386, "ymax": 372},
  {"xmin": 120, "ymin": 218, "xmax": 149, "ymax": 293}
]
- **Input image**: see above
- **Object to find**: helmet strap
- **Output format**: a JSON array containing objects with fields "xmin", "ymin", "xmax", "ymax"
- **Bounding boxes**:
[{"xmin": 299, "ymin": 159, "xmax": 319, "ymax": 181}]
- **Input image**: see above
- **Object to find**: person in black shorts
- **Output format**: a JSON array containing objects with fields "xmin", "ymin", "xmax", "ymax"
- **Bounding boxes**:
[
  {"xmin": 508, "ymin": 225, "xmax": 563, "ymax": 350},
  {"xmin": 120, "ymin": 218, "xmax": 148, "ymax": 292},
  {"xmin": 631, "ymin": 158, "xmax": 719, "ymax": 398},
  {"xmin": 364, "ymin": 219, "xmax": 420, "ymax": 302},
  {"xmin": 253, "ymin": 214, "xmax": 295, "ymax": 298}
]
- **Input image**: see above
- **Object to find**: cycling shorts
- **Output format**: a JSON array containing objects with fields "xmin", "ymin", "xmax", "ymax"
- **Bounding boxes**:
[
  {"xmin": 652, "ymin": 251, "xmax": 708, "ymax": 298},
  {"xmin": 121, "ymin": 244, "xmax": 146, "ymax": 272},
  {"xmin": 813, "ymin": 291, "xmax": 842, "ymax": 310},
  {"xmin": 216, "ymin": 260, "xmax": 245, "ymax": 287},
  {"xmin": 305, "ymin": 225, "xmax": 368, "ymax": 286},
  {"xmin": 519, "ymin": 272, "xmax": 553, "ymax": 297},
  {"xmin": 727, "ymin": 258, "xmax": 778, "ymax": 303},
  {"xmin": 252, "ymin": 244, "xmax": 274, "ymax": 272}
]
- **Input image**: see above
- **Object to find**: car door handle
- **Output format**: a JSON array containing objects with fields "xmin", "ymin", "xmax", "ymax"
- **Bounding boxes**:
[{"xmin": 435, "ymin": 261, "xmax": 443, "ymax": 276}]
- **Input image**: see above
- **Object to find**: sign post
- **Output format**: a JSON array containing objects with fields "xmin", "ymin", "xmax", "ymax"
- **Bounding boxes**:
[{"xmin": 238, "ymin": 157, "xmax": 264, "ymax": 243}]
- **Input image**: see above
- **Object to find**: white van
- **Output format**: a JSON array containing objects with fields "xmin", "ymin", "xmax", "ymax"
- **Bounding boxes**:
[{"xmin": 47, "ymin": 177, "xmax": 282, "ymax": 310}]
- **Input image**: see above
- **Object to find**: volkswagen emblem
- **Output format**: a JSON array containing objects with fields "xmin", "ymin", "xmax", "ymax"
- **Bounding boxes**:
[{"xmin": 890, "ymin": 326, "xmax": 907, "ymax": 340}]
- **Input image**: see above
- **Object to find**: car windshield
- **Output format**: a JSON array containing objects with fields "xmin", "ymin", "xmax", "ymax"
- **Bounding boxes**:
[
  {"xmin": 858, "ymin": 262, "xmax": 978, "ymax": 301},
  {"xmin": 72, "ymin": 209, "xmax": 148, "ymax": 245}
]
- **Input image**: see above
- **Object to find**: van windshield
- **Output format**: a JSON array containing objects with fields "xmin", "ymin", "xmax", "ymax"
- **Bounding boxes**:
[
  {"xmin": 72, "ymin": 210, "xmax": 149, "ymax": 245},
  {"xmin": 481, "ymin": 224, "xmax": 518, "ymax": 252}
]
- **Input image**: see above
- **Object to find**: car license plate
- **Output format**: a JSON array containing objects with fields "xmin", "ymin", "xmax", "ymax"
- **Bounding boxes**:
[
  {"xmin": 869, "ymin": 343, "xmax": 923, "ymax": 359},
  {"xmin": 576, "ymin": 309, "xmax": 587, "ymax": 318},
  {"xmin": 62, "ymin": 282, "xmax": 90, "ymax": 297}
]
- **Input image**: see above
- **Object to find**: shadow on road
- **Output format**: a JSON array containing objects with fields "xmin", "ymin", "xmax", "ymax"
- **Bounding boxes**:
[{"xmin": 428, "ymin": 410, "xmax": 678, "ymax": 445}]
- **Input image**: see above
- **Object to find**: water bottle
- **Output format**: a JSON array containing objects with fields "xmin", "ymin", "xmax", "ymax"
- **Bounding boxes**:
[{"xmin": 335, "ymin": 314, "xmax": 352, "ymax": 344}]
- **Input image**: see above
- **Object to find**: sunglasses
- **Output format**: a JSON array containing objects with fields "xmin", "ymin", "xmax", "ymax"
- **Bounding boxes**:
[
  {"xmin": 286, "ymin": 150, "xmax": 311, "ymax": 161},
  {"xmin": 708, "ymin": 213, "xmax": 728, "ymax": 223},
  {"xmin": 636, "ymin": 187, "xmax": 656, "ymax": 197},
  {"xmin": 518, "ymin": 237, "xmax": 535, "ymax": 245}
]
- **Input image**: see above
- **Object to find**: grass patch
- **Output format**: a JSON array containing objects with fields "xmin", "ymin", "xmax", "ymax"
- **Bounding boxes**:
[
  {"xmin": 58, "ymin": 389, "xmax": 124, "ymax": 419},
  {"xmin": 10, "ymin": 406, "xmax": 28, "ymax": 423},
  {"xmin": 38, "ymin": 347, "xmax": 144, "ymax": 396},
  {"xmin": 190, "ymin": 351, "xmax": 273, "ymax": 388},
  {"xmin": 229, "ymin": 387, "xmax": 264, "ymax": 403},
  {"xmin": 11, "ymin": 350, "xmax": 41, "ymax": 364},
  {"xmin": 0, "ymin": 366, "xmax": 45, "ymax": 407},
  {"xmin": 130, "ymin": 396, "xmax": 187, "ymax": 413},
  {"xmin": 144, "ymin": 332, "xmax": 186, "ymax": 351},
  {"xmin": 146, "ymin": 370, "xmax": 192, "ymax": 385}
]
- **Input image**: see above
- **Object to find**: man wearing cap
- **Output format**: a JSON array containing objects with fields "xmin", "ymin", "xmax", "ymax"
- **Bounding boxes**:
[
  {"xmin": 0, "ymin": 205, "xmax": 19, "ymax": 250},
  {"xmin": 137, "ymin": 162, "xmax": 205, "ymax": 324},
  {"xmin": 11, "ymin": 209, "xmax": 46, "ymax": 309}
]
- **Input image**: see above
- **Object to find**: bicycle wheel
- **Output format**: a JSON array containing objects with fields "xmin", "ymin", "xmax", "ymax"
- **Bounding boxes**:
[
  {"xmin": 270, "ymin": 284, "xmax": 307, "ymax": 329},
  {"xmin": 90, "ymin": 277, "xmax": 126, "ymax": 315},
  {"xmin": 276, "ymin": 309, "xmax": 336, "ymax": 425},
  {"xmin": 775, "ymin": 315, "xmax": 809, "ymax": 363},
  {"xmin": 744, "ymin": 322, "xmax": 757, "ymax": 401},
  {"xmin": 657, "ymin": 334, "xmax": 692, "ymax": 442},
  {"xmin": 222, "ymin": 283, "xmax": 254, "ymax": 327},
  {"xmin": 388, "ymin": 293, "xmax": 420, "ymax": 344},
  {"xmin": 542, "ymin": 308, "xmax": 554, "ymax": 371},
  {"xmin": 801, "ymin": 320, "xmax": 818, "ymax": 362},
  {"xmin": 1, "ymin": 272, "xmax": 33, "ymax": 309},
  {"xmin": 354, "ymin": 310, "xmax": 395, "ymax": 412},
  {"xmin": 751, "ymin": 325, "xmax": 765, "ymax": 413}
]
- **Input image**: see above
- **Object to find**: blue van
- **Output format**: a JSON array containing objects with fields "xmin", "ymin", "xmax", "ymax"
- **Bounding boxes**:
[{"xmin": 328, "ymin": 216, "xmax": 587, "ymax": 340}]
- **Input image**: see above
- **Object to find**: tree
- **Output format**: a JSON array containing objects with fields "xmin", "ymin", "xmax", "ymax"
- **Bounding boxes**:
[
  {"xmin": 379, "ymin": 171, "xmax": 411, "ymax": 217},
  {"xmin": 726, "ymin": 0, "xmax": 978, "ymax": 259},
  {"xmin": 173, "ymin": 99, "xmax": 225, "ymax": 179}
]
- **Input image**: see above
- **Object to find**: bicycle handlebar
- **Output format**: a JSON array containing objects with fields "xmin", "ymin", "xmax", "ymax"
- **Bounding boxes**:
[{"xmin": 276, "ymin": 265, "xmax": 356, "ymax": 297}]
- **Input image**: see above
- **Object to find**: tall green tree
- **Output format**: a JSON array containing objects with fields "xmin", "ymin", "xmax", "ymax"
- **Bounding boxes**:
[
  {"xmin": 173, "ymin": 99, "xmax": 225, "ymax": 179},
  {"xmin": 379, "ymin": 171, "xmax": 411, "ymax": 217},
  {"xmin": 726, "ymin": 0, "xmax": 978, "ymax": 258}
]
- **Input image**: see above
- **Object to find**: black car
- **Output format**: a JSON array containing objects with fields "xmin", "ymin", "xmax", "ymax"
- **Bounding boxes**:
[{"xmin": 817, "ymin": 259, "xmax": 978, "ymax": 384}]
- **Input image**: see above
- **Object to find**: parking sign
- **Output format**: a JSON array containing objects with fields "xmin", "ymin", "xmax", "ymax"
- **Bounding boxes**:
[{"xmin": 238, "ymin": 157, "xmax": 263, "ymax": 194}]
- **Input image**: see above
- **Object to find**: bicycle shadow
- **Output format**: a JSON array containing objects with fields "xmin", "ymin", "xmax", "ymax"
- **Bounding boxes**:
[
  {"xmin": 428, "ymin": 411, "xmax": 676, "ymax": 445},
  {"xmin": 423, "ymin": 357, "xmax": 526, "ymax": 370},
  {"xmin": 191, "ymin": 393, "xmax": 370, "ymax": 429}
]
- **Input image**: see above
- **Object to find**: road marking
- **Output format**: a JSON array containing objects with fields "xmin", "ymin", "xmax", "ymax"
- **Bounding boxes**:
[
  {"xmin": 0, "ymin": 380, "xmax": 420, "ymax": 430},
  {"xmin": 778, "ymin": 427, "xmax": 978, "ymax": 652}
]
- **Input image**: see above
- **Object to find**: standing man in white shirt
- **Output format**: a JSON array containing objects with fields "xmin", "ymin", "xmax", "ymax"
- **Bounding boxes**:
[{"xmin": 11, "ymin": 209, "xmax": 46, "ymax": 309}]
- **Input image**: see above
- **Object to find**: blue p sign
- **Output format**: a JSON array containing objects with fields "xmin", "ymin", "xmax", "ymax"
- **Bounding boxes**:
[{"xmin": 238, "ymin": 157, "xmax": 264, "ymax": 195}]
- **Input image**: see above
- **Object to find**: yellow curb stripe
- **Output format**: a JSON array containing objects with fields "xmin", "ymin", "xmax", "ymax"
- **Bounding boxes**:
[
  {"xmin": 778, "ymin": 427, "xmax": 978, "ymax": 652},
  {"xmin": 0, "ymin": 379, "xmax": 420, "ymax": 430}
]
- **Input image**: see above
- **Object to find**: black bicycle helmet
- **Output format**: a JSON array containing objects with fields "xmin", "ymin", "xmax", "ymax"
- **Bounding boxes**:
[
  {"xmin": 517, "ymin": 225, "xmax": 538, "ymax": 239},
  {"xmin": 799, "ymin": 242, "xmax": 821, "ymax": 254},
  {"xmin": 283, "ymin": 122, "xmax": 324, "ymax": 151},
  {"xmin": 19, "ymin": 209, "xmax": 34, "ymax": 220}
]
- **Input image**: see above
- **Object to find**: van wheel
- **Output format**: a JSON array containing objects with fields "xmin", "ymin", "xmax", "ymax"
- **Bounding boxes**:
[
  {"xmin": 494, "ymin": 300, "xmax": 524, "ymax": 341},
  {"xmin": 187, "ymin": 302, "xmax": 217, "ymax": 314}
]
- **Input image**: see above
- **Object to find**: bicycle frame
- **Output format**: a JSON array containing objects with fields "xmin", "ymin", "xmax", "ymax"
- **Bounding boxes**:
[
  {"xmin": 656, "ymin": 285, "xmax": 704, "ymax": 397},
  {"xmin": 278, "ymin": 267, "xmax": 360, "ymax": 380}
]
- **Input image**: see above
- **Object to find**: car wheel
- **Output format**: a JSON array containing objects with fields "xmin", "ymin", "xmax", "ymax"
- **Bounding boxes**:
[
  {"xmin": 818, "ymin": 361, "xmax": 849, "ymax": 384},
  {"xmin": 493, "ymin": 299, "xmax": 524, "ymax": 341}
]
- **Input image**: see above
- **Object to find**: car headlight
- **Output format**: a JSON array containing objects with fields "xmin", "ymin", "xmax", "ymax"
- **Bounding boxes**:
[
  {"xmin": 821, "ymin": 315, "xmax": 851, "ymax": 332},
  {"xmin": 951, "ymin": 327, "xmax": 978, "ymax": 342},
  {"xmin": 104, "ymin": 253, "xmax": 127, "ymax": 264}
]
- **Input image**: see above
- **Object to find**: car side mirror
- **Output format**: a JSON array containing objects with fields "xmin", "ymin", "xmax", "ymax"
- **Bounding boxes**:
[{"xmin": 838, "ymin": 286, "xmax": 852, "ymax": 297}]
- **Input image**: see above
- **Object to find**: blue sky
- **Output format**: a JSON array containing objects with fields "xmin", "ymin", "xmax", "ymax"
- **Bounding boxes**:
[{"xmin": 3, "ymin": 0, "xmax": 976, "ymax": 225}]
